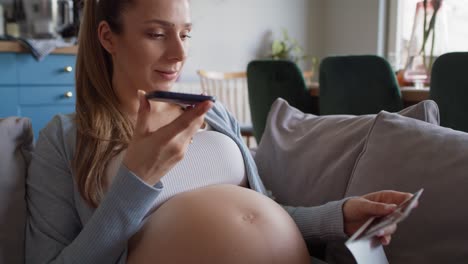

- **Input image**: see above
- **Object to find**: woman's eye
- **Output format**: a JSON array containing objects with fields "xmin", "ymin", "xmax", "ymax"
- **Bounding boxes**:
[
  {"xmin": 181, "ymin": 34, "xmax": 192, "ymax": 40},
  {"xmin": 148, "ymin": 33, "xmax": 165, "ymax": 39}
]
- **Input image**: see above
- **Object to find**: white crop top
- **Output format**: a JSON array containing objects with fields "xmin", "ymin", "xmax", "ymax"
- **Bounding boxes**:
[{"xmin": 106, "ymin": 124, "xmax": 247, "ymax": 209}]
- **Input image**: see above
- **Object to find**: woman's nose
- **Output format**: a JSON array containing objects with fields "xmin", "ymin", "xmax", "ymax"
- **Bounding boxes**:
[{"xmin": 167, "ymin": 36, "xmax": 187, "ymax": 62}]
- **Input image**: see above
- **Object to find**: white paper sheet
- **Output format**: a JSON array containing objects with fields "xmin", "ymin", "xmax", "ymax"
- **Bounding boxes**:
[{"xmin": 345, "ymin": 236, "xmax": 389, "ymax": 264}]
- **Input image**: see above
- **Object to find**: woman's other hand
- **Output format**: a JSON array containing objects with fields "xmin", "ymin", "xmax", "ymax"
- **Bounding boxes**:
[
  {"xmin": 343, "ymin": 190, "xmax": 413, "ymax": 245},
  {"xmin": 123, "ymin": 90, "xmax": 213, "ymax": 186}
]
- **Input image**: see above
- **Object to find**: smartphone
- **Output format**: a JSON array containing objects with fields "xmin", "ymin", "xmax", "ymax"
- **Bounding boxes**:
[
  {"xmin": 146, "ymin": 91, "xmax": 216, "ymax": 107},
  {"xmin": 349, "ymin": 188, "xmax": 424, "ymax": 241}
]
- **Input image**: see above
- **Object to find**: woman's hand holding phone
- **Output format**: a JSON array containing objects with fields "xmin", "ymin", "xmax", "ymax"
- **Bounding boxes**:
[{"xmin": 123, "ymin": 90, "xmax": 213, "ymax": 186}]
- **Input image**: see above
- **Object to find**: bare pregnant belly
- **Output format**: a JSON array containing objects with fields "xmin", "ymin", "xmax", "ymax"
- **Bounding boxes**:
[{"xmin": 127, "ymin": 184, "xmax": 310, "ymax": 264}]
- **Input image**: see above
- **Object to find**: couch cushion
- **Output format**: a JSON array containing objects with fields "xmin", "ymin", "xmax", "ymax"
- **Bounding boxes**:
[
  {"xmin": 333, "ymin": 111, "xmax": 468, "ymax": 263},
  {"xmin": 0, "ymin": 117, "xmax": 33, "ymax": 264},
  {"xmin": 254, "ymin": 98, "xmax": 439, "ymax": 207}
]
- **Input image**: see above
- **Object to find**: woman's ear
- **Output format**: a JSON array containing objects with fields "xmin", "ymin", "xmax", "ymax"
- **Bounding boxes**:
[{"xmin": 98, "ymin": 21, "xmax": 116, "ymax": 54}]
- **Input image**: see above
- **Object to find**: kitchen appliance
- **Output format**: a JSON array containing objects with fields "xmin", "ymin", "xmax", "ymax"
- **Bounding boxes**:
[
  {"xmin": 0, "ymin": 4, "xmax": 4, "ymax": 36},
  {"xmin": 23, "ymin": 0, "xmax": 74, "ymax": 38}
]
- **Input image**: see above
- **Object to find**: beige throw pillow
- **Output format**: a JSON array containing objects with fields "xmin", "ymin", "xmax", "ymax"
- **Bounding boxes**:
[
  {"xmin": 254, "ymin": 99, "xmax": 440, "ymax": 207},
  {"xmin": 338, "ymin": 111, "xmax": 468, "ymax": 263}
]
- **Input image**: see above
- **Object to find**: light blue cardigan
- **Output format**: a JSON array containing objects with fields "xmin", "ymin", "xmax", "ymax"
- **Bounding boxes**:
[{"xmin": 25, "ymin": 101, "xmax": 347, "ymax": 264}]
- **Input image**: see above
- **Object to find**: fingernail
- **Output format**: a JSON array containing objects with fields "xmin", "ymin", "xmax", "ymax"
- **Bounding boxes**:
[
  {"xmin": 385, "ymin": 204, "xmax": 397, "ymax": 210},
  {"xmin": 382, "ymin": 237, "xmax": 389, "ymax": 245},
  {"xmin": 137, "ymin": 90, "xmax": 146, "ymax": 99},
  {"xmin": 202, "ymin": 102, "xmax": 213, "ymax": 112},
  {"xmin": 377, "ymin": 230, "xmax": 385, "ymax": 237}
]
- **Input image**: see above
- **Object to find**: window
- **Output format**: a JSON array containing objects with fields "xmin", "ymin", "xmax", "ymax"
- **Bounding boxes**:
[{"xmin": 390, "ymin": 0, "xmax": 468, "ymax": 70}]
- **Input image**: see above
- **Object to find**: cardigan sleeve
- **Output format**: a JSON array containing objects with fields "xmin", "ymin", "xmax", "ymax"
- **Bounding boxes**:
[{"xmin": 25, "ymin": 115, "xmax": 164, "ymax": 264}]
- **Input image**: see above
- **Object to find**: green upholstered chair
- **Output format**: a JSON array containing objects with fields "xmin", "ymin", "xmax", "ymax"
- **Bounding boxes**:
[
  {"xmin": 430, "ymin": 52, "xmax": 468, "ymax": 132},
  {"xmin": 319, "ymin": 55, "xmax": 403, "ymax": 115},
  {"xmin": 247, "ymin": 60, "xmax": 314, "ymax": 143}
]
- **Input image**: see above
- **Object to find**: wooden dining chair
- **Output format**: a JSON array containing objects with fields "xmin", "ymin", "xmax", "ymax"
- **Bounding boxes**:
[{"xmin": 197, "ymin": 70, "xmax": 254, "ymax": 146}]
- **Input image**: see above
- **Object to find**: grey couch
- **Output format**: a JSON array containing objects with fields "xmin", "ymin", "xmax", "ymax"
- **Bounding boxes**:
[
  {"xmin": 1, "ymin": 98, "xmax": 468, "ymax": 263},
  {"xmin": 254, "ymin": 99, "xmax": 468, "ymax": 263},
  {"xmin": 0, "ymin": 117, "xmax": 33, "ymax": 264}
]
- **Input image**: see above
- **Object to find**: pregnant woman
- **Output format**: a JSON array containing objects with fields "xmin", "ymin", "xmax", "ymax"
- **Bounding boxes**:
[{"xmin": 25, "ymin": 0, "xmax": 411, "ymax": 263}]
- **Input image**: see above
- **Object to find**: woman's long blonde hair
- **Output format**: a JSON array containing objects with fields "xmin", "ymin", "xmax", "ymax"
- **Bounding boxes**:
[{"xmin": 74, "ymin": 0, "xmax": 134, "ymax": 208}]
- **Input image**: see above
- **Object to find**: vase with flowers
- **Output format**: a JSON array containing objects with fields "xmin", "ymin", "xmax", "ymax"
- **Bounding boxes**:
[{"xmin": 403, "ymin": 0, "xmax": 448, "ymax": 88}]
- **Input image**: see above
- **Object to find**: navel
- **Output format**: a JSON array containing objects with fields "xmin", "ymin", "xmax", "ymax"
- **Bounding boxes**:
[{"xmin": 241, "ymin": 212, "xmax": 256, "ymax": 223}]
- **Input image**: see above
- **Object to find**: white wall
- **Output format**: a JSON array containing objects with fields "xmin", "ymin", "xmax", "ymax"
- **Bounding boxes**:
[
  {"xmin": 181, "ymin": 0, "xmax": 312, "ymax": 81},
  {"xmin": 182, "ymin": 0, "xmax": 384, "ymax": 81},
  {"xmin": 310, "ymin": 0, "xmax": 382, "ymax": 60}
]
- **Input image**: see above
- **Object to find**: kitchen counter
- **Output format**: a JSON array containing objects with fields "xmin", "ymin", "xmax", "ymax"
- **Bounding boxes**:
[{"xmin": 0, "ymin": 40, "xmax": 77, "ymax": 54}]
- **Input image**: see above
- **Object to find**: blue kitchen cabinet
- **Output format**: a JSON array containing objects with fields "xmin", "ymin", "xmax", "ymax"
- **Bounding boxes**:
[
  {"xmin": 0, "ymin": 52, "xmax": 76, "ymax": 140},
  {"xmin": 17, "ymin": 54, "xmax": 76, "ymax": 85},
  {"xmin": 19, "ymin": 86, "xmax": 76, "ymax": 105},
  {"xmin": 0, "ymin": 53, "xmax": 17, "ymax": 85},
  {"xmin": 0, "ymin": 87, "xmax": 19, "ymax": 116}
]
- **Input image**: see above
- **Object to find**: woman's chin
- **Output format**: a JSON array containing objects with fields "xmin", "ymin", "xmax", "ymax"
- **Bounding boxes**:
[{"xmin": 148, "ymin": 82, "xmax": 175, "ymax": 92}]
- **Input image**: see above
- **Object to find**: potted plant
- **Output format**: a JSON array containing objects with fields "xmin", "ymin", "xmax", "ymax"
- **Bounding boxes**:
[{"xmin": 268, "ymin": 28, "xmax": 317, "ymax": 80}]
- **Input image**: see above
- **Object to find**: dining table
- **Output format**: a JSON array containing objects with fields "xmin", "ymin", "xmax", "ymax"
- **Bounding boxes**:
[{"xmin": 307, "ymin": 82, "xmax": 430, "ymax": 107}]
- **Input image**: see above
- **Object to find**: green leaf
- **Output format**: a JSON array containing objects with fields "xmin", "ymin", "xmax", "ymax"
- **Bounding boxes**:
[
  {"xmin": 269, "ymin": 27, "xmax": 314, "ymax": 64},
  {"xmin": 272, "ymin": 40, "xmax": 284, "ymax": 55}
]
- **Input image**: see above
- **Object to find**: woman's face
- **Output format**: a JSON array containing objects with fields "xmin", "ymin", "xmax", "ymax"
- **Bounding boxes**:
[{"xmin": 110, "ymin": 0, "xmax": 191, "ymax": 94}]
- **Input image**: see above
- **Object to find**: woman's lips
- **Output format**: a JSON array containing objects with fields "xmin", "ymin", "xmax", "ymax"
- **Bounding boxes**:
[{"xmin": 155, "ymin": 70, "xmax": 179, "ymax": 81}]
